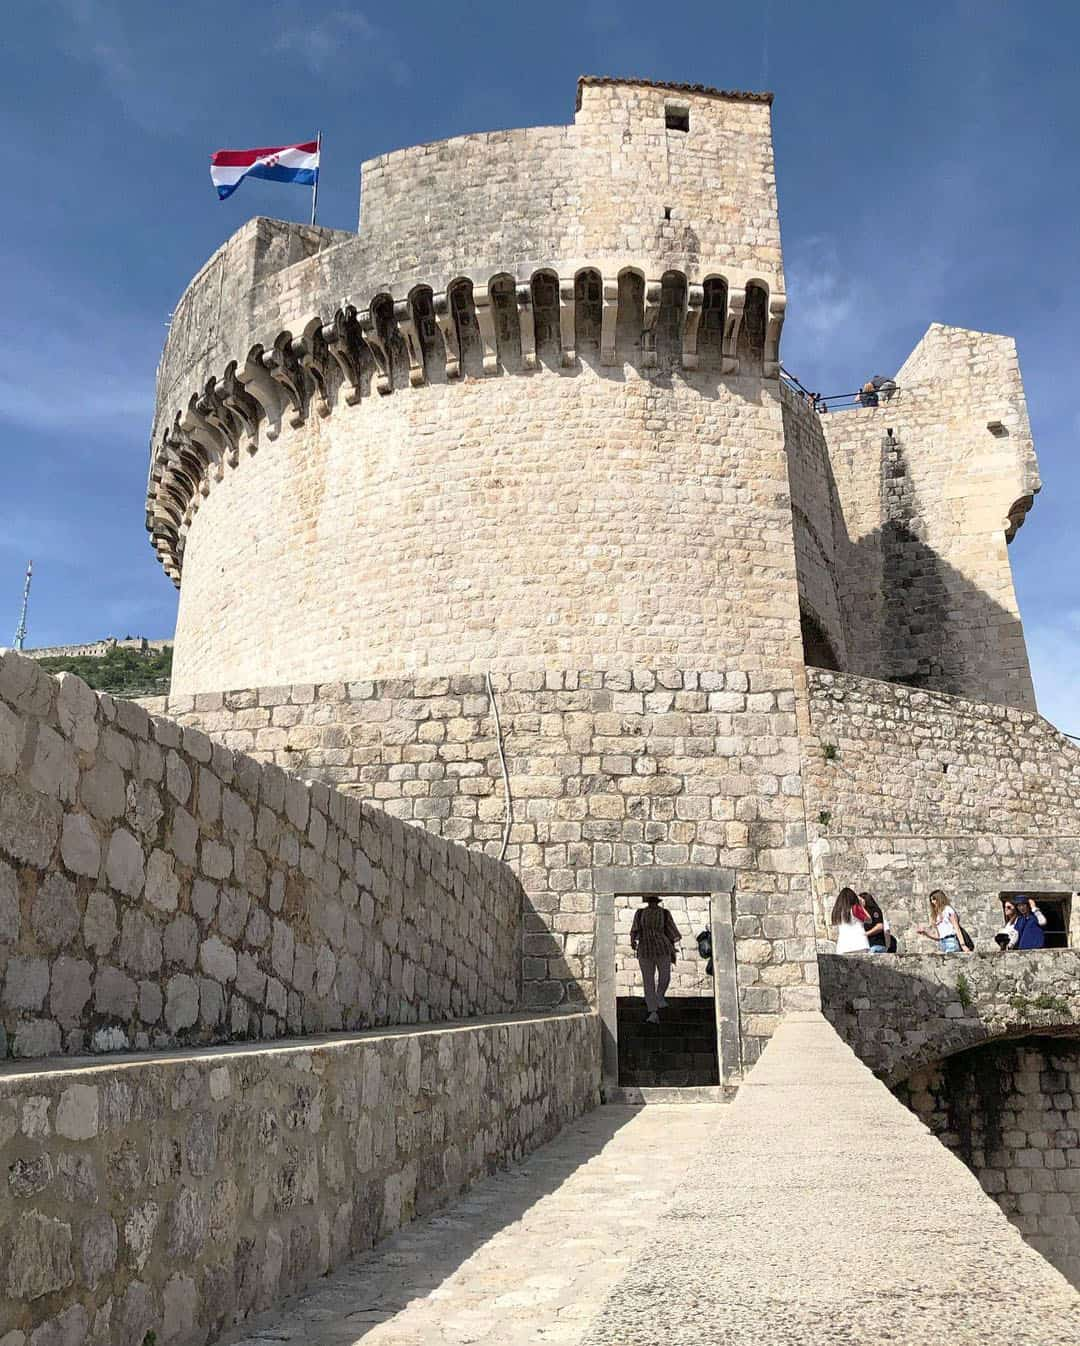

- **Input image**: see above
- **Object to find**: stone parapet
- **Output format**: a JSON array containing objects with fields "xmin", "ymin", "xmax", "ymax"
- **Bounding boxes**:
[
  {"xmin": 819, "ymin": 949, "xmax": 1080, "ymax": 1083},
  {"xmin": 0, "ymin": 651, "xmax": 523, "ymax": 1060},
  {"xmin": 0, "ymin": 1008, "xmax": 599, "ymax": 1345}
]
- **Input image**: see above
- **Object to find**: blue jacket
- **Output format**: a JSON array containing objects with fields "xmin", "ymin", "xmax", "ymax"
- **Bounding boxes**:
[{"xmin": 1014, "ymin": 913, "xmax": 1046, "ymax": 949}]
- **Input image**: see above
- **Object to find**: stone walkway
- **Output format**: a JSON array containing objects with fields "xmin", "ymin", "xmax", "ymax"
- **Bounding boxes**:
[
  {"xmin": 584, "ymin": 1013, "xmax": 1080, "ymax": 1346},
  {"xmin": 222, "ymin": 1100, "xmax": 727, "ymax": 1345}
]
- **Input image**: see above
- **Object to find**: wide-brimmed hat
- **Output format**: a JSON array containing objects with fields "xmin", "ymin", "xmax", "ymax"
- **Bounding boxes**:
[{"xmin": 641, "ymin": 894, "xmax": 663, "ymax": 904}]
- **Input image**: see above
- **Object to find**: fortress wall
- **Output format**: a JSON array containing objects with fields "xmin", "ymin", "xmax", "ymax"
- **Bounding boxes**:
[
  {"xmin": 163, "ymin": 667, "xmax": 818, "ymax": 1068},
  {"xmin": 169, "ymin": 368, "xmax": 801, "ymax": 693},
  {"xmin": 818, "ymin": 325, "xmax": 1040, "ymax": 709},
  {"xmin": 780, "ymin": 387, "xmax": 848, "ymax": 665},
  {"xmin": 0, "ymin": 1009, "xmax": 599, "ymax": 1346},
  {"xmin": 898, "ymin": 1039, "xmax": 1080, "ymax": 1289},
  {"xmin": 806, "ymin": 670, "xmax": 1080, "ymax": 944},
  {"xmin": 0, "ymin": 652, "xmax": 522, "ymax": 1060}
]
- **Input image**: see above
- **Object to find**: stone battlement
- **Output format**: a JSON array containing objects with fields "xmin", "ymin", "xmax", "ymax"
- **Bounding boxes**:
[{"xmin": 147, "ymin": 260, "xmax": 785, "ymax": 583}]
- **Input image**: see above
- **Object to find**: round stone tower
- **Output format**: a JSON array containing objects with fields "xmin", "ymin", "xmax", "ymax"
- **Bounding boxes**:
[
  {"xmin": 149, "ymin": 77, "xmax": 796, "ymax": 697},
  {"xmin": 149, "ymin": 77, "xmax": 819, "ymax": 1071}
]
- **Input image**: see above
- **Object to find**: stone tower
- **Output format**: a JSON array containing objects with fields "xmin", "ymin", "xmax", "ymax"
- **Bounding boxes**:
[{"xmin": 148, "ymin": 77, "xmax": 1057, "ymax": 1069}]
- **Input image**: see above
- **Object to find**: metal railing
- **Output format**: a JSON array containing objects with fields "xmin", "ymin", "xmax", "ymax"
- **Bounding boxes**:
[{"xmin": 780, "ymin": 365, "xmax": 899, "ymax": 413}]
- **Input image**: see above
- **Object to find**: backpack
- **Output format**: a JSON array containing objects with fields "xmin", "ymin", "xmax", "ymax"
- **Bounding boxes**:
[
  {"xmin": 959, "ymin": 925, "xmax": 975, "ymax": 952},
  {"xmin": 885, "ymin": 934, "xmax": 898, "ymax": 954}
]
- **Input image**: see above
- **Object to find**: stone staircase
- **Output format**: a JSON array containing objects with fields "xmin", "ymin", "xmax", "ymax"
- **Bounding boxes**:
[{"xmin": 616, "ymin": 995, "xmax": 719, "ymax": 1087}]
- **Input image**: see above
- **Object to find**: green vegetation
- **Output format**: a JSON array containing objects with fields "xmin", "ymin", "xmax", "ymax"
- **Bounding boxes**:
[
  {"xmin": 1008, "ymin": 990, "xmax": 1071, "ymax": 1017},
  {"xmin": 36, "ymin": 645, "xmax": 172, "ymax": 699},
  {"xmin": 822, "ymin": 742, "xmax": 839, "ymax": 762},
  {"xmin": 955, "ymin": 972, "xmax": 973, "ymax": 1010},
  {"xmin": 817, "ymin": 810, "xmax": 832, "ymax": 828}
]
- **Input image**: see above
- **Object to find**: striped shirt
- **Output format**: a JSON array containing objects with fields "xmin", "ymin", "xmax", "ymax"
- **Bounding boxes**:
[{"xmin": 630, "ymin": 905, "xmax": 682, "ymax": 959}]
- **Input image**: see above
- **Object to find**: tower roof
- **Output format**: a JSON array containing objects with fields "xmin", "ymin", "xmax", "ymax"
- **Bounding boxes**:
[{"xmin": 576, "ymin": 75, "xmax": 774, "ymax": 109}]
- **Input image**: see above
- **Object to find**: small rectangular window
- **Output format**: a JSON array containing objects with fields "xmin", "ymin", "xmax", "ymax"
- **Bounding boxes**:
[{"xmin": 665, "ymin": 106, "xmax": 689, "ymax": 132}]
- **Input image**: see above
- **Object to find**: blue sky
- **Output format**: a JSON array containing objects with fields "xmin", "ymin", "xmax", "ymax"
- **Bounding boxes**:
[{"xmin": 1, "ymin": 1, "xmax": 1076, "ymax": 728}]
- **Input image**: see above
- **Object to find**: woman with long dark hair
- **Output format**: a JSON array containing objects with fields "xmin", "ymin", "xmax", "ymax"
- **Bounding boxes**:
[{"xmin": 831, "ymin": 887, "xmax": 870, "ymax": 954}]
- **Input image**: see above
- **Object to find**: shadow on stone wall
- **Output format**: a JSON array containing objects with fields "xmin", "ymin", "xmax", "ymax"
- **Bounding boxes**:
[{"xmin": 797, "ymin": 420, "xmax": 1034, "ymax": 711}]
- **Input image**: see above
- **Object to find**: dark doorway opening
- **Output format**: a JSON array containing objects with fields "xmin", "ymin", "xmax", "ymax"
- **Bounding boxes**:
[{"xmin": 616, "ymin": 996, "xmax": 719, "ymax": 1086}]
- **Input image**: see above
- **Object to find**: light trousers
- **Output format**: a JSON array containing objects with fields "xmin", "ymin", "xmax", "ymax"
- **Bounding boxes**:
[{"xmin": 637, "ymin": 953, "xmax": 672, "ymax": 1012}]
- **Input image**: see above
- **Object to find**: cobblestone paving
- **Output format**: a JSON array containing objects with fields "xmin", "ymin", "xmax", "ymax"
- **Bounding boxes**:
[{"xmin": 222, "ymin": 1102, "xmax": 726, "ymax": 1345}]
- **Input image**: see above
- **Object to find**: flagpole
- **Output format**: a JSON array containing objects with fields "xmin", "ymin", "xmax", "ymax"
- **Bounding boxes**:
[{"xmin": 310, "ymin": 130, "xmax": 321, "ymax": 227}]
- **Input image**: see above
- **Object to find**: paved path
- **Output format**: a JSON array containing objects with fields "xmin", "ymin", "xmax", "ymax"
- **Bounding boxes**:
[
  {"xmin": 584, "ymin": 1012, "xmax": 1080, "ymax": 1346},
  {"xmin": 223, "ymin": 1101, "xmax": 727, "ymax": 1346}
]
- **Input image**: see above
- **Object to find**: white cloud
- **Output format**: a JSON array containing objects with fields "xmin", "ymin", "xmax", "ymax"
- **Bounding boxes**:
[{"xmin": 276, "ymin": 9, "xmax": 411, "ymax": 85}]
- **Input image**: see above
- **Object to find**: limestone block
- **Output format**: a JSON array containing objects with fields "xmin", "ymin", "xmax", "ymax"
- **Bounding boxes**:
[
  {"xmin": 123, "ymin": 1201, "xmax": 160, "ymax": 1271},
  {"xmin": 50, "ymin": 959, "xmax": 92, "ymax": 1026},
  {"xmin": 199, "ymin": 936, "xmax": 237, "ymax": 983},
  {"xmin": 0, "ymin": 701, "xmax": 25, "ymax": 774},
  {"xmin": 31, "ymin": 873, "xmax": 80, "ymax": 949},
  {"xmin": 29, "ymin": 724, "xmax": 78, "ymax": 802},
  {"xmin": 79, "ymin": 758, "xmax": 125, "ymax": 821},
  {"xmin": 142, "ymin": 848, "xmax": 179, "ymax": 912},
  {"xmin": 4, "ymin": 956, "xmax": 50, "ymax": 1010},
  {"xmin": 13, "ymin": 1020, "xmax": 61, "ymax": 1058},
  {"xmin": 80, "ymin": 1213, "xmax": 117, "ymax": 1289},
  {"xmin": 0, "ymin": 780, "xmax": 61, "ymax": 867},
  {"xmin": 59, "ymin": 812, "xmax": 101, "ymax": 878},
  {"xmin": 119, "ymin": 910, "xmax": 162, "ymax": 975},
  {"xmin": 165, "ymin": 975, "xmax": 199, "ymax": 1031},
  {"xmin": 6, "ymin": 1211, "xmax": 74, "ymax": 1300},
  {"xmin": 163, "ymin": 913, "xmax": 197, "ymax": 968},
  {"xmin": 106, "ymin": 828, "xmax": 145, "ymax": 898}
]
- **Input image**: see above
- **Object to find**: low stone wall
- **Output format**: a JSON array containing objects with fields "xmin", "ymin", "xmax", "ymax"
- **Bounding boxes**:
[
  {"xmin": 819, "ymin": 950, "xmax": 1080, "ymax": 1083},
  {"xmin": 805, "ymin": 670, "xmax": 1080, "ymax": 944},
  {"xmin": 0, "ymin": 1009, "xmax": 599, "ymax": 1345},
  {"xmin": 0, "ymin": 651, "xmax": 522, "ymax": 1058},
  {"xmin": 897, "ymin": 1039, "xmax": 1080, "ymax": 1289}
]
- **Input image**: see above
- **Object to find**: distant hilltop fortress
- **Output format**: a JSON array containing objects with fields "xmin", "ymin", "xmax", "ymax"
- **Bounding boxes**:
[
  {"xmin": 145, "ymin": 75, "xmax": 1074, "ymax": 1064},
  {"xmin": 21, "ymin": 637, "xmax": 173, "ymax": 662}
]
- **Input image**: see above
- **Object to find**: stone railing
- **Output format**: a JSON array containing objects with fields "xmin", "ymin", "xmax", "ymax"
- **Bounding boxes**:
[
  {"xmin": 146, "ymin": 263, "xmax": 786, "ymax": 584},
  {"xmin": 0, "ymin": 1010, "xmax": 599, "ymax": 1345},
  {"xmin": 0, "ymin": 650, "xmax": 523, "ymax": 1059},
  {"xmin": 819, "ymin": 949, "xmax": 1080, "ymax": 1083}
]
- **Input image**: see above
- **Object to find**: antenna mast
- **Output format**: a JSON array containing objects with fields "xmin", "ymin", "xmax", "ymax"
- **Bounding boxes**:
[{"xmin": 14, "ymin": 560, "xmax": 32, "ymax": 651}]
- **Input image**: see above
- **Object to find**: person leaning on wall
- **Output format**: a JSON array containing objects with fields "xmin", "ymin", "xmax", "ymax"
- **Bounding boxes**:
[{"xmin": 1011, "ymin": 896, "xmax": 1047, "ymax": 949}]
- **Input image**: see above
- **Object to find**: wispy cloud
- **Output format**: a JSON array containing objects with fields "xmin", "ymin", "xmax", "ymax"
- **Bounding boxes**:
[
  {"xmin": 276, "ymin": 9, "xmax": 410, "ymax": 85},
  {"xmin": 49, "ymin": 0, "xmax": 199, "ymax": 133}
]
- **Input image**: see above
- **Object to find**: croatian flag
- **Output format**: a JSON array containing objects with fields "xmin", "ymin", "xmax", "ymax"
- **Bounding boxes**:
[{"xmin": 210, "ymin": 140, "xmax": 319, "ymax": 201}]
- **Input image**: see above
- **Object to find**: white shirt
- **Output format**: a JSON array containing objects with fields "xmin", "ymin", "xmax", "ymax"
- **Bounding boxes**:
[
  {"xmin": 835, "ymin": 918, "xmax": 871, "ymax": 954},
  {"xmin": 935, "ymin": 905, "xmax": 958, "ymax": 938}
]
